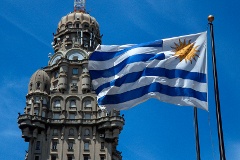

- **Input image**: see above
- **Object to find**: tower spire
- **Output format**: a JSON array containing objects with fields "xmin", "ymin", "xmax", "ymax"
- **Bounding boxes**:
[{"xmin": 74, "ymin": 0, "xmax": 86, "ymax": 12}]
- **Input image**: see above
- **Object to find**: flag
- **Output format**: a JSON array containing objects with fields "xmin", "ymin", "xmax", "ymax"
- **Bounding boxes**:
[{"xmin": 88, "ymin": 32, "xmax": 207, "ymax": 111}]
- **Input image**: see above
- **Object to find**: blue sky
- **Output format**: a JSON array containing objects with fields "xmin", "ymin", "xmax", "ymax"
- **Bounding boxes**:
[{"xmin": 0, "ymin": 0, "xmax": 239, "ymax": 159}]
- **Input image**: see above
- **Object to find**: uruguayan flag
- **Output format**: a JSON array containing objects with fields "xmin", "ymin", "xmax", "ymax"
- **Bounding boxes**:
[{"xmin": 89, "ymin": 32, "xmax": 207, "ymax": 111}]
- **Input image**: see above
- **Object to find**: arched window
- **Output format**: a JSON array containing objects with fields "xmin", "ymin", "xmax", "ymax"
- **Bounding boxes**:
[
  {"xmin": 98, "ymin": 110, "xmax": 102, "ymax": 118},
  {"xmin": 84, "ymin": 100, "xmax": 92, "ymax": 108},
  {"xmin": 43, "ymin": 98, "xmax": 47, "ymax": 105},
  {"xmin": 28, "ymin": 99, "xmax": 32, "ymax": 105},
  {"xmin": 42, "ymin": 111, "xmax": 46, "ymax": 117},
  {"xmin": 66, "ymin": 23, "xmax": 73, "ymax": 29},
  {"xmin": 53, "ymin": 129, "xmax": 58, "ymax": 135},
  {"xmin": 70, "ymin": 100, "xmax": 76, "ymax": 108},
  {"xmin": 54, "ymin": 71, "xmax": 59, "ymax": 79},
  {"xmin": 54, "ymin": 100, "xmax": 61, "ymax": 108},
  {"xmin": 69, "ymin": 128, "xmax": 74, "ymax": 136},
  {"xmin": 27, "ymin": 108, "xmax": 31, "ymax": 114},
  {"xmin": 34, "ymin": 109, "xmax": 39, "ymax": 115},
  {"xmin": 36, "ymin": 82, "xmax": 41, "ymax": 89},
  {"xmin": 85, "ymin": 129, "xmax": 90, "ymax": 136},
  {"xmin": 30, "ymin": 83, "xmax": 33, "ymax": 91},
  {"xmin": 44, "ymin": 84, "xmax": 48, "ymax": 91},
  {"xmin": 35, "ymin": 97, "xmax": 40, "ymax": 103}
]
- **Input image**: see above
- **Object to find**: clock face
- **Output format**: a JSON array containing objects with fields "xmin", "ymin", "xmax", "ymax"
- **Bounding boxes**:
[
  {"xmin": 68, "ymin": 52, "xmax": 84, "ymax": 60},
  {"xmin": 51, "ymin": 55, "xmax": 62, "ymax": 65}
]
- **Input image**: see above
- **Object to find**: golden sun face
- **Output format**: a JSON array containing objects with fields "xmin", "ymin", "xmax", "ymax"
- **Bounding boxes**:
[{"xmin": 171, "ymin": 39, "xmax": 199, "ymax": 63}]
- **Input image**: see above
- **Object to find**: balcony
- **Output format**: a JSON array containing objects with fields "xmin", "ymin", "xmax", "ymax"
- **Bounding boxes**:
[
  {"xmin": 97, "ymin": 116, "xmax": 124, "ymax": 130},
  {"xmin": 65, "ymin": 39, "xmax": 73, "ymax": 45},
  {"xmin": 50, "ymin": 119, "xmax": 64, "ymax": 124},
  {"xmin": 65, "ymin": 119, "xmax": 79, "ymax": 124}
]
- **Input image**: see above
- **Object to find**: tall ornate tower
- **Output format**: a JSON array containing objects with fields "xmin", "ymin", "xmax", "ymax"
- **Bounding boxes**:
[{"xmin": 17, "ymin": 1, "xmax": 124, "ymax": 160}]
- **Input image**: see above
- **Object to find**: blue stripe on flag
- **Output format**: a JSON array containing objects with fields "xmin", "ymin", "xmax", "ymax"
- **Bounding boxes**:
[
  {"xmin": 90, "ymin": 40, "xmax": 163, "ymax": 61},
  {"xmin": 94, "ymin": 67, "xmax": 206, "ymax": 94},
  {"xmin": 97, "ymin": 82, "xmax": 207, "ymax": 105},
  {"xmin": 90, "ymin": 53, "xmax": 166, "ymax": 80}
]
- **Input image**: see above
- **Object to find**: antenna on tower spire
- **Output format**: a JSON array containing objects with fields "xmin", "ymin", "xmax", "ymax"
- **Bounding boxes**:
[{"xmin": 74, "ymin": 0, "xmax": 86, "ymax": 12}]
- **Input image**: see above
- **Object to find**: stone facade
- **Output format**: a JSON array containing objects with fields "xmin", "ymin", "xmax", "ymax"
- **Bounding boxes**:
[{"xmin": 18, "ymin": 3, "xmax": 124, "ymax": 160}]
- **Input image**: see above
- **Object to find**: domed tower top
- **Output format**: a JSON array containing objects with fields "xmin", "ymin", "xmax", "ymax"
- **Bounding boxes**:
[
  {"xmin": 28, "ymin": 69, "xmax": 50, "ymax": 94},
  {"xmin": 50, "ymin": 0, "xmax": 102, "ymax": 62}
]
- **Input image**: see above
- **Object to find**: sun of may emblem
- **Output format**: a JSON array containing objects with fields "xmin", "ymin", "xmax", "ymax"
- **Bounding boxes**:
[{"xmin": 171, "ymin": 39, "xmax": 199, "ymax": 63}]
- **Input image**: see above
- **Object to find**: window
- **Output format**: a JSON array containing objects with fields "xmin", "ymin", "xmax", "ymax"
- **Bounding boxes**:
[
  {"xmin": 34, "ymin": 109, "xmax": 39, "ymax": 115},
  {"xmin": 84, "ymin": 24, "xmax": 89, "ymax": 28},
  {"xmin": 84, "ymin": 113, "xmax": 91, "ymax": 119},
  {"xmin": 101, "ymin": 142, "xmax": 104, "ymax": 150},
  {"xmin": 84, "ymin": 156, "xmax": 88, "ymax": 160},
  {"xmin": 44, "ymin": 84, "xmax": 48, "ymax": 91},
  {"xmin": 54, "ymin": 100, "xmax": 61, "ymax": 108},
  {"xmin": 36, "ymin": 82, "xmax": 41, "ymax": 89},
  {"xmin": 69, "ymin": 128, "xmax": 74, "ymax": 136},
  {"xmin": 30, "ymin": 83, "xmax": 33, "ymax": 91},
  {"xmin": 85, "ymin": 129, "xmax": 90, "ymax": 136},
  {"xmin": 84, "ymin": 142, "xmax": 89, "ymax": 150},
  {"xmin": 53, "ymin": 83, "xmax": 57, "ymax": 89},
  {"xmin": 83, "ymin": 67, "xmax": 88, "ymax": 73},
  {"xmin": 53, "ymin": 129, "xmax": 58, "ymax": 135},
  {"xmin": 84, "ymin": 100, "xmax": 92, "ymax": 108},
  {"xmin": 36, "ymin": 141, "xmax": 40, "ymax": 150},
  {"xmin": 68, "ymin": 156, "xmax": 73, "ymax": 160},
  {"xmin": 73, "ymin": 56, "xmax": 78, "ymax": 60},
  {"xmin": 71, "ymin": 80, "xmax": 78, "ymax": 91},
  {"xmin": 42, "ymin": 111, "xmax": 46, "ymax": 117},
  {"xmin": 54, "ymin": 71, "xmax": 59, "ymax": 78},
  {"xmin": 69, "ymin": 113, "xmax": 75, "ymax": 120},
  {"xmin": 72, "ymin": 68, "xmax": 78, "ymax": 75},
  {"xmin": 70, "ymin": 100, "xmax": 76, "ymax": 108},
  {"xmin": 68, "ymin": 142, "xmax": 73, "ymax": 150},
  {"xmin": 28, "ymin": 99, "xmax": 32, "ymax": 105},
  {"xmin": 43, "ymin": 98, "xmax": 47, "ymax": 105},
  {"xmin": 51, "ymin": 155, "xmax": 57, "ymax": 160},
  {"xmin": 53, "ymin": 113, "xmax": 60, "ymax": 119},
  {"xmin": 35, "ymin": 97, "xmax": 40, "ymax": 103},
  {"xmin": 98, "ymin": 111, "xmax": 102, "ymax": 118},
  {"xmin": 35, "ymin": 156, "xmax": 39, "ymax": 160},
  {"xmin": 71, "ymin": 80, "xmax": 78, "ymax": 86},
  {"xmin": 67, "ymin": 23, "xmax": 73, "ymax": 28},
  {"xmin": 52, "ymin": 141, "xmax": 57, "ymax": 150},
  {"xmin": 27, "ymin": 108, "xmax": 31, "ymax": 114},
  {"xmin": 100, "ymin": 156, "xmax": 105, "ymax": 160}
]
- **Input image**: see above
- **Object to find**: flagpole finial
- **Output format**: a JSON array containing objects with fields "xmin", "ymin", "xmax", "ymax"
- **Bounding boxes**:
[{"xmin": 208, "ymin": 15, "xmax": 214, "ymax": 23}]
